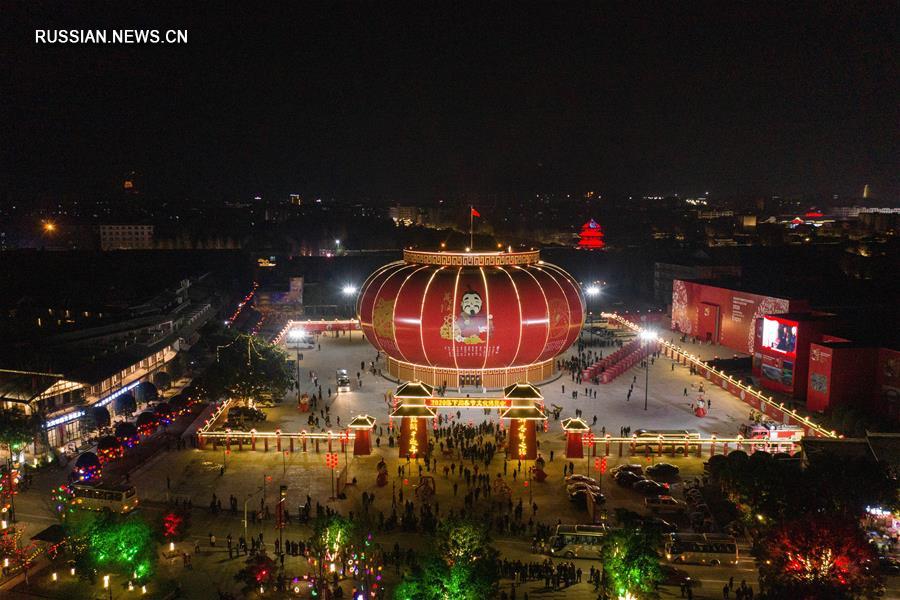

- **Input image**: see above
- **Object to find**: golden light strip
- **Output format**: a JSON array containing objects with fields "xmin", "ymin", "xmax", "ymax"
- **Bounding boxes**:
[
  {"xmin": 542, "ymin": 262, "xmax": 586, "ymax": 344},
  {"xmin": 498, "ymin": 266, "xmax": 524, "ymax": 367},
  {"xmin": 451, "ymin": 267, "xmax": 462, "ymax": 371},
  {"xmin": 534, "ymin": 264, "xmax": 572, "ymax": 351},
  {"xmin": 479, "ymin": 266, "xmax": 490, "ymax": 371},
  {"xmin": 419, "ymin": 266, "xmax": 443, "ymax": 367},
  {"xmin": 516, "ymin": 265, "xmax": 551, "ymax": 362},
  {"xmin": 392, "ymin": 265, "xmax": 431, "ymax": 363}
]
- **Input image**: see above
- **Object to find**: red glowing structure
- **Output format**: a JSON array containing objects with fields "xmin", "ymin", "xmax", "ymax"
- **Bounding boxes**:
[
  {"xmin": 358, "ymin": 249, "xmax": 584, "ymax": 387},
  {"xmin": 577, "ymin": 219, "xmax": 605, "ymax": 250}
]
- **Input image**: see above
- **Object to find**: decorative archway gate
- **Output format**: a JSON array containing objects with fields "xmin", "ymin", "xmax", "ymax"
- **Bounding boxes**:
[{"xmin": 389, "ymin": 381, "xmax": 548, "ymax": 460}]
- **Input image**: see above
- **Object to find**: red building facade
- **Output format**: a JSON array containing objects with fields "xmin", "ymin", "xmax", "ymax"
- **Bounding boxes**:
[{"xmin": 671, "ymin": 280, "xmax": 808, "ymax": 354}]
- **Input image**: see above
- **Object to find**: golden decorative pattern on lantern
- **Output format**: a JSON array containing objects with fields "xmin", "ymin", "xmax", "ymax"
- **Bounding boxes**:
[{"xmin": 372, "ymin": 298, "xmax": 396, "ymax": 339}]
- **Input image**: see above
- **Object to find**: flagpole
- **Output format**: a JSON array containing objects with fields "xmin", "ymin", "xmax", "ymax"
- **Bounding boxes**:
[{"xmin": 469, "ymin": 206, "xmax": 473, "ymax": 249}]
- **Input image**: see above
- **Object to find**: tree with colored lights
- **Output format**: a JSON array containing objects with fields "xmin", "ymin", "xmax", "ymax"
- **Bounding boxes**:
[
  {"xmin": 757, "ymin": 515, "xmax": 881, "ymax": 600},
  {"xmin": 203, "ymin": 333, "xmax": 292, "ymax": 405},
  {"xmin": 435, "ymin": 516, "xmax": 492, "ymax": 565},
  {"xmin": 0, "ymin": 408, "xmax": 35, "ymax": 455},
  {"xmin": 0, "ymin": 527, "xmax": 40, "ymax": 583},
  {"xmin": 66, "ymin": 511, "xmax": 157, "ymax": 583},
  {"xmin": 394, "ymin": 518, "xmax": 499, "ymax": 600},
  {"xmin": 600, "ymin": 524, "xmax": 664, "ymax": 599},
  {"xmin": 309, "ymin": 514, "xmax": 357, "ymax": 585}
]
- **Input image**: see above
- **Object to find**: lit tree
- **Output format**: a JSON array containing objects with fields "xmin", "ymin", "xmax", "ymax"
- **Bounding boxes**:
[
  {"xmin": 0, "ymin": 527, "xmax": 40, "ymax": 584},
  {"xmin": 758, "ymin": 515, "xmax": 881, "ymax": 600},
  {"xmin": 307, "ymin": 514, "xmax": 357, "ymax": 590},
  {"xmin": 0, "ymin": 409, "xmax": 35, "ymax": 455},
  {"xmin": 394, "ymin": 518, "xmax": 499, "ymax": 600},
  {"xmin": 203, "ymin": 334, "xmax": 292, "ymax": 405},
  {"xmin": 435, "ymin": 516, "xmax": 492, "ymax": 565},
  {"xmin": 600, "ymin": 525, "xmax": 664, "ymax": 599},
  {"xmin": 67, "ymin": 512, "xmax": 157, "ymax": 582}
]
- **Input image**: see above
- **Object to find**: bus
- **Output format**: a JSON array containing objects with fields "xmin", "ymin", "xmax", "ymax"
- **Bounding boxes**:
[
  {"xmin": 336, "ymin": 369, "xmax": 351, "ymax": 393},
  {"xmin": 547, "ymin": 524, "xmax": 608, "ymax": 559},
  {"xmin": 665, "ymin": 533, "xmax": 738, "ymax": 566},
  {"xmin": 633, "ymin": 429, "xmax": 701, "ymax": 453},
  {"xmin": 71, "ymin": 483, "xmax": 139, "ymax": 514}
]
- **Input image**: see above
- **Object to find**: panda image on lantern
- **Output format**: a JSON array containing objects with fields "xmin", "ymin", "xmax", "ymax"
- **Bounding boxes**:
[{"xmin": 454, "ymin": 288, "xmax": 492, "ymax": 344}]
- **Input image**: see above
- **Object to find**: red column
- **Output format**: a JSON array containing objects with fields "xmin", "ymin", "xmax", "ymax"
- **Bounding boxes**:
[
  {"xmin": 565, "ymin": 432, "xmax": 584, "ymax": 459},
  {"xmin": 353, "ymin": 429, "xmax": 372, "ymax": 456},
  {"xmin": 398, "ymin": 417, "xmax": 428, "ymax": 458},
  {"xmin": 507, "ymin": 419, "xmax": 537, "ymax": 460}
]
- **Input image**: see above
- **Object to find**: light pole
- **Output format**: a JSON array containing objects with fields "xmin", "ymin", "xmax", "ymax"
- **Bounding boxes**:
[
  {"xmin": 585, "ymin": 285, "xmax": 601, "ymax": 344},
  {"xmin": 288, "ymin": 329, "xmax": 305, "ymax": 385},
  {"xmin": 243, "ymin": 486, "xmax": 264, "ymax": 543},
  {"xmin": 341, "ymin": 285, "xmax": 357, "ymax": 332},
  {"xmin": 640, "ymin": 330, "xmax": 657, "ymax": 411}
]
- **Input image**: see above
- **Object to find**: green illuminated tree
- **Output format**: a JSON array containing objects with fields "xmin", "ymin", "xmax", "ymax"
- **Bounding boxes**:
[
  {"xmin": 600, "ymin": 525, "xmax": 664, "ymax": 599},
  {"xmin": 0, "ymin": 408, "xmax": 35, "ymax": 453},
  {"xmin": 435, "ymin": 516, "xmax": 492, "ymax": 565},
  {"xmin": 394, "ymin": 518, "xmax": 499, "ymax": 600},
  {"xmin": 66, "ymin": 511, "xmax": 157, "ymax": 582}
]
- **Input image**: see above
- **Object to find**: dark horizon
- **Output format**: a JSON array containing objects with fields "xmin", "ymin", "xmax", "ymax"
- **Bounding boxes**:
[{"xmin": 2, "ymin": 2, "xmax": 898, "ymax": 202}]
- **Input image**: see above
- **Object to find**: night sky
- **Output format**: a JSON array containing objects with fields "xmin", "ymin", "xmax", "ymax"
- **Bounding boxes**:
[{"xmin": 2, "ymin": 2, "xmax": 898, "ymax": 200}]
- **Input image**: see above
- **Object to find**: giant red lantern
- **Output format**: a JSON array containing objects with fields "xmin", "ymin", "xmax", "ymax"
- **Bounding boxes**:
[{"xmin": 358, "ymin": 249, "xmax": 584, "ymax": 387}]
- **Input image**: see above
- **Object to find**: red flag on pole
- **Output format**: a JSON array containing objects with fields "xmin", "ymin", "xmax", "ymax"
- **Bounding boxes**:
[{"xmin": 471, "ymin": 207, "xmax": 481, "ymax": 217}]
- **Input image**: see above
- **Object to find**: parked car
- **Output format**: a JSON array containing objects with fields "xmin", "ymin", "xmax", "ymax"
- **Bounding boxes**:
[
  {"xmin": 614, "ymin": 470, "xmax": 644, "ymax": 487},
  {"xmin": 565, "ymin": 474, "xmax": 598, "ymax": 485},
  {"xmin": 610, "ymin": 464, "xmax": 643, "ymax": 476},
  {"xmin": 570, "ymin": 489, "xmax": 606, "ymax": 506},
  {"xmin": 879, "ymin": 557, "xmax": 900, "ymax": 575},
  {"xmin": 641, "ymin": 517, "xmax": 679, "ymax": 534},
  {"xmin": 646, "ymin": 463, "xmax": 680, "ymax": 479},
  {"xmin": 645, "ymin": 495, "xmax": 688, "ymax": 515},
  {"xmin": 632, "ymin": 479, "xmax": 669, "ymax": 497},
  {"xmin": 567, "ymin": 480, "xmax": 602, "ymax": 492}
]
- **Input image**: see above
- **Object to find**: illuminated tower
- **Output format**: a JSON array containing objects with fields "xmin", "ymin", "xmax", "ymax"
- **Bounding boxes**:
[{"xmin": 577, "ymin": 219, "xmax": 605, "ymax": 250}]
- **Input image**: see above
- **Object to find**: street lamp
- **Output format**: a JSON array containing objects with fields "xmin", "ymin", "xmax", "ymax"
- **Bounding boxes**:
[
  {"xmin": 243, "ymin": 486, "xmax": 265, "ymax": 543},
  {"xmin": 640, "ymin": 330, "xmax": 658, "ymax": 411},
  {"xmin": 288, "ymin": 329, "xmax": 305, "ymax": 381},
  {"xmin": 584, "ymin": 285, "xmax": 601, "ymax": 343},
  {"xmin": 342, "ymin": 285, "xmax": 358, "ymax": 331}
]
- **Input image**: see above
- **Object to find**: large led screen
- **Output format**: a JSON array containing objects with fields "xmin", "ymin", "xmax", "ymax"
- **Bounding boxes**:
[{"xmin": 761, "ymin": 317, "xmax": 797, "ymax": 355}]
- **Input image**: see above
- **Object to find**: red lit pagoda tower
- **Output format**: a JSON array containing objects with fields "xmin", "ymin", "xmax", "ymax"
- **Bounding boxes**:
[{"xmin": 577, "ymin": 219, "xmax": 605, "ymax": 250}]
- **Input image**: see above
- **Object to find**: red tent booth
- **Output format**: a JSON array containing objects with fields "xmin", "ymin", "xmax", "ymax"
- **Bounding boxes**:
[{"xmin": 358, "ymin": 249, "xmax": 585, "ymax": 388}]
